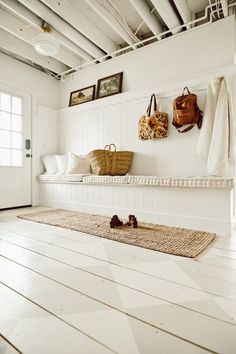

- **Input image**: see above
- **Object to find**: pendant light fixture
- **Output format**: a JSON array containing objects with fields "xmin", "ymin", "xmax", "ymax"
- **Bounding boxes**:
[{"xmin": 33, "ymin": 21, "xmax": 60, "ymax": 56}]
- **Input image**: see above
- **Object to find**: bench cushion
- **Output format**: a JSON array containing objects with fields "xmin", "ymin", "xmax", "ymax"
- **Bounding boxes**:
[
  {"xmin": 38, "ymin": 174, "xmax": 235, "ymax": 189},
  {"xmin": 38, "ymin": 174, "xmax": 90, "ymax": 182},
  {"xmin": 126, "ymin": 176, "xmax": 235, "ymax": 189},
  {"xmin": 82, "ymin": 175, "xmax": 129, "ymax": 184}
]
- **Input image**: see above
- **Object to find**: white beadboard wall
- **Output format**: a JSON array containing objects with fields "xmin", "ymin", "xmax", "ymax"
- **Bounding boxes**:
[
  {"xmin": 39, "ymin": 182, "xmax": 233, "ymax": 236},
  {"xmin": 58, "ymin": 16, "xmax": 236, "ymax": 178},
  {"xmin": 33, "ymin": 105, "xmax": 58, "ymax": 204},
  {"xmin": 59, "ymin": 16, "xmax": 236, "ymax": 109},
  {"xmin": 58, "ymin": 84, "xmax": 235, "ymax": 177}
]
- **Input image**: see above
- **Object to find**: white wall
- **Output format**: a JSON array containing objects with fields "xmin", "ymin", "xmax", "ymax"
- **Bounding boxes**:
[
  {"xmin": 0, "ymin": 16, "xmax": 235, "ymax": 210},
  {"xmin": 59, "ymin": 16, "xmax": 236, "ymax": 109},
  {"xmin": 58, "ymin": 86, "xmax": 235, "ymax": 177},
  {"xmin": 33, "ymin": 105, "xmax": 58, "ymax": 204},
  {"xmin": 0, "ymin": 53, "xmax": 59, "ymax": 205},
  {"xmin": 58, "ymin": 17, "xmax": 236, "ymax": 177}
]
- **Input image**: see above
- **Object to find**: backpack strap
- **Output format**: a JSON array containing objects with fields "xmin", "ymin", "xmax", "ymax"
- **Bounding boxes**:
[
  {"xmin": 177, "ymin": 124, "xmax": 195, "ymax": 133},
  {"xmin": 182, "ymin": 86, "xmax": 191, "ymax": 96}
]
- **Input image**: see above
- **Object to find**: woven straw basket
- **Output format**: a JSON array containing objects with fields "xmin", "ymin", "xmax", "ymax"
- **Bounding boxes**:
[{"xmin": 89, "ymin": 144, "xmax": 133, "ymax": 175}]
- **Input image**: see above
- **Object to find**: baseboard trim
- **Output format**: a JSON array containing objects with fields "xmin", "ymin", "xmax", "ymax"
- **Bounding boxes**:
[{"xmin": 39, "ymin": 198, "xmax": 231, "ymax": 236}]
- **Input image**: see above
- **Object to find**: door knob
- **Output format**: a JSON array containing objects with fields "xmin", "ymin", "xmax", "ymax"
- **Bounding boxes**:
[{"xmin": 26, "ymin": 154, "xmax": 32, "ymax": 158}]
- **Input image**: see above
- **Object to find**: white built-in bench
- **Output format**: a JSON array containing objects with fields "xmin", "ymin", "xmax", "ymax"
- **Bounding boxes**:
[{"xmin": 38, "ymin": 175, "xmax": 235, "ymax": 236}]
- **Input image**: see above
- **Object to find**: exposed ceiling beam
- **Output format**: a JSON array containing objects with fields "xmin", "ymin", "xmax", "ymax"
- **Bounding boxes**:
[
  {"xmin": 0, "ymin": 28, "xmax": 67, "ymax": 73},
  {"xmin": 149, "ymin": 0, "xmax": 181, "ymax": 34},
  {"xmin": 0, "ymin": 0, "xmax": 93, "ymax": 62},
  {"xmin": 86, "ymin": 0, "xmax": 137, "ymax": 48},
  {"xmin": 40, "ymin": 0, "xmax": 117, "ymax": 55},
  {"xmin": 129, "ymin": 0, "xmax": 163, "ymax": 37},
  {"xmin": 221, "ymin": 0, "xmax": 228, "ymax": 17},
  {"xmin": 0, "ymin": 7, "xmax": 81, "ymax": 68},
  {"xmin": 17, "ymin": 0, "xmax": 106, "ymax": 59},
  {"xmin": 173, "ymin": 0, "xmax": 191, "ymax": 25}
]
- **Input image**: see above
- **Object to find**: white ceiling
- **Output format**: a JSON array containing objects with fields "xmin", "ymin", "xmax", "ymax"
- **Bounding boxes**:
[{"xmin": 0, "ymin": 0, "xmax": 229, "ymax": 79}]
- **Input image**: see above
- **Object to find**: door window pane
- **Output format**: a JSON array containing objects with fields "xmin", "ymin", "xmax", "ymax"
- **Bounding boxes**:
[
  {"xmin": 0, "ymin": 148, "xmax": 11, "ymax": 166},
  {"xmin": 12, "ymin": 149, "xmax": 22, "ymax": 166},
  {"xmin": 0, "ymin": 130, "xmax": 11, "ymax": 148},
  {"xmin": 0, "ymin": 111, "xmax": 11, "ymax": 130},
  {"xmin": 12, "ymin": 96, "xmax": 22, "ymax": 114},
  {"xmin": 12, "ymin": 114, "xmax": 22, "ymax": 132},
  {"xmin": 0, "ymin": 91, "xmax": 24, "ymax": 167},
  {"xmin": 0, "ymin": 93, "xmax": 11, "ymax": 112},
  {"xmin": 12, "ymin": 132, "xmax": 22, "ymax": 149}
]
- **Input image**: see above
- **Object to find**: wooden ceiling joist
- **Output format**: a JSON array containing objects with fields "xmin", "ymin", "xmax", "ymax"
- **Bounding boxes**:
[
  {"xmin": 0, "ymin": 7, "xmax": 82, "ymax": 68},
  {"xmin": 17, "ymin": 0, "xmax": 106, "ymax": 60},
  {"xmin": 129, "ymin": 0, "xmax": 163, "ymax": 37},
  {"xmin": 40, "ymin": 0, "xmax": 117, "ymax": 55},
  {"xmin": 0, "ymin": 0, "xmax": 93, "ymax": 62},
  {"xmin": 0, "ymin": 28, "xmax": 67, "ymax": 73}
]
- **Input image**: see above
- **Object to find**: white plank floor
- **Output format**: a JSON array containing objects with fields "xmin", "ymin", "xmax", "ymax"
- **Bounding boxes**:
[{"xmin": 0, "ymin": 208, "xmax": 236, "ymax": 354}]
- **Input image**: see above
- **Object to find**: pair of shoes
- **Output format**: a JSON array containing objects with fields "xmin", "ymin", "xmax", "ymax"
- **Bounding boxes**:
[
  {"xmin": 110, "ymin": 214, "xmax": 138, "ymax": 228},
  {"xmin": 126, "ymin": 215, "xmax": 138, "ymax": 228},
  {"xmin": 110, "ymin": 215, "xmax": 123, "ymax": 228}
]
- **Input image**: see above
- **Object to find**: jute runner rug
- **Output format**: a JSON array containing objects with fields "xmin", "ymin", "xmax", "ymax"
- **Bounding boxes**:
[{"xmin": 18, "ymin": 209, "xmax": 215, "ymax": 258}]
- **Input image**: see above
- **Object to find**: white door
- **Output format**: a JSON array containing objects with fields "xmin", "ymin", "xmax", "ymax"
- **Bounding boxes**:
[{"xmin": 0, "ymin": 86, "xmax": 32, "ymax": 209}]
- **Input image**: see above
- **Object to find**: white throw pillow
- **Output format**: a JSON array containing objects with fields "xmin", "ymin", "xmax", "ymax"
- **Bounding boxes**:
[
  {"xmin": 41, "ymin": 155, "xmax": 58, "ymax": 174},
  {"xmin": 56, "ymin": 154, "xmax": 68, "ymax": 175},
  {"xmin": 66, "ymin": 152, "xmax": 90, "ymax": 174}
]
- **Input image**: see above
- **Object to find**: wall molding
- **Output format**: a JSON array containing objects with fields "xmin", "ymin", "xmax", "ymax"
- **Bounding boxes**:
[{"xmin": 59, "ymin": 66, "xmax": 236, "ymax": 117}]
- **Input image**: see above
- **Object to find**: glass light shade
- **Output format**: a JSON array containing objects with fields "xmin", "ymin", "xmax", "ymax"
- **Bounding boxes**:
[{"xmin": 33, "ymin": 32, "xmax": 60, "ymax": 56}]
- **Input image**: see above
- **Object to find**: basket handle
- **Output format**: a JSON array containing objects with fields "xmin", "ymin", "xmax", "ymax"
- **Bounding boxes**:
[
  {"xmin": 104, "ymin": 143, "xmax": 116, "ymax": 151},
  {"xmin": 109, "ymin": 143, "xmax": 116, "ymax": 151}
]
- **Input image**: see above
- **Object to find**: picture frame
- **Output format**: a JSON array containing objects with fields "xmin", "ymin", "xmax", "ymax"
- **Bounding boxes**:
[
  {"xmin": 69, "ymin": 85, "xmax": 96, "ymax": 107},
  {"xmin": 96, "ymin": 72, "xmax": 123, "ymax": 99}
]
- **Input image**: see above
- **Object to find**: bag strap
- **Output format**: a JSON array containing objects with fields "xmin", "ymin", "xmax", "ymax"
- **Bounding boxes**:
[
  {"xmin": 104, "ymin": 144, "xmax": 110, "ymax": 150},
  {"xmin": 147, "ymin": 94, "xmax": 157, "ymax": 116},
  {"xmin": 177, "ymin": 103, "xmax": 201, "ymax": 133},
  {"xmin": 182, "ymin": 86, "xmax": 191, "ymax": 96},
  {"xmin": 177, "ymin": 124, "xmax": 195, "ymax": 133}
]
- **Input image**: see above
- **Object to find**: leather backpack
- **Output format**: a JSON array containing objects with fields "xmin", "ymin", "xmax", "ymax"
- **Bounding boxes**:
[{"xmin": 172, "ymin": 87, "xmax": 203, "ymax": 133}]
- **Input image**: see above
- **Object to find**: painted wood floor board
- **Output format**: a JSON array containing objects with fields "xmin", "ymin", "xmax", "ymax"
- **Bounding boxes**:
[
  {"xmin": 1, "ymin": 242, "xmax": 236, "ymax": 354},
  {"xmin": 0, "ymin": 257, "xmax": 210, "ymax": 354},
  {"xmin": 205, "ymin": 247, "xmax": 236, "ymax": 260},
  {"xmin": 173, "ymin": 258, "xmax": 236, "ymax": 284},
  {"xmin": 197, "ymin": 255, "xmax": 236, "ymax": 270},
  {"xmin": 2, "ymin": 222, "xmax": 236, "ymax": 286},
  {"xmin": 2, "ymin": 216, "xmax": 236, "ymax": 267},
  {"xmin": 2, "ymin": 220, "xmax": 236, "ymax": 274},
  {"xmin": 0, "ymin": 284, "xmax": 114, "ymax": 354},
  {"xmin": 1, "ymin": 229, "xmax": 236, "ymax": 303},
  {"xmin": 1, "ymin": 236, "xmax": 236, "ymax": 330},
  {"xmin": 214, "ymin": 240, "xmax": 236, "ymax": 252},
  {"xmin": 1, "ymin": 208, "xmax": 236, "ymax": 353},
  {"xmin": 0, "ymin": 335, "xmax": 21, "ymax": 354}
]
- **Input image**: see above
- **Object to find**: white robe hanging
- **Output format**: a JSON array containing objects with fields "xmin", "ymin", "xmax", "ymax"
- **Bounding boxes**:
[{"xmin": 196, "ymin": 77, "xmax": 234, "ymax": 176}]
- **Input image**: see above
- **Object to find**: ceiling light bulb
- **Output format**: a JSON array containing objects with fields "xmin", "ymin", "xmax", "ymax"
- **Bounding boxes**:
[{"xmin": 33, "ymin": 32, "xmax": 60, "ymax": 56}]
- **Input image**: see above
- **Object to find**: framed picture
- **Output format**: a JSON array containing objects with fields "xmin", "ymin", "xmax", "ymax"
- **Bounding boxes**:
[
  {"xmin": 96, "ymin": 72, "xmax": 123, "ymax": 99},
  {"xmin": 69, "ymin": 85, "xmax": 96, "ymax": 106}
]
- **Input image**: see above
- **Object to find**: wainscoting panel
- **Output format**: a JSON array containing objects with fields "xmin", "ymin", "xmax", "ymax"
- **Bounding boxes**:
[
  {"xmin": 58, "ymin": 89, "xmax": 234, "ymax": 177},
  {"xmin": 39, "ymin": 182, "xmax": 233, "ymax": 236}
]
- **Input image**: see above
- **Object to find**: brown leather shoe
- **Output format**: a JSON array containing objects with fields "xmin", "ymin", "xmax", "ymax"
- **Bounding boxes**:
[
  {"xmin": 110, "ymin": 215, "xmax": 123, "ymax": 228},
  {"xmin": 128, "ymin": 215, "xmax": 138, "ymax": 228}
]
